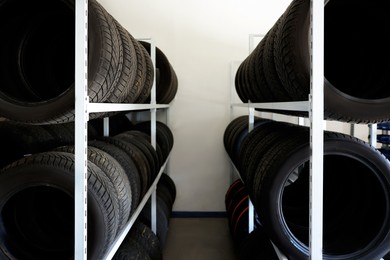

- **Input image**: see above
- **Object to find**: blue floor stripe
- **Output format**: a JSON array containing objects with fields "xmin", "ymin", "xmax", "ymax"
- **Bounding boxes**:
[{"xmin": 172, "ymin": 211, "xmax": 227, "ymax": 218}]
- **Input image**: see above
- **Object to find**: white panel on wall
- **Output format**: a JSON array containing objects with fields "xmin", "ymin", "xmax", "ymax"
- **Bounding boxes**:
[{"xmin": 97, "ymin": 0, "xmax": 307, "ymax": 212}]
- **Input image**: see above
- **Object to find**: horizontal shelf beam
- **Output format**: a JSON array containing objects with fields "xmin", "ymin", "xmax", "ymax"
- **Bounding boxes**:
[
  {"xmin": 231, "ymin": 101, "xmax": 310, "ymax": 112},
  {"xmin": 88, "ymin": 103, "xmax": 169, "ymax": 113}
]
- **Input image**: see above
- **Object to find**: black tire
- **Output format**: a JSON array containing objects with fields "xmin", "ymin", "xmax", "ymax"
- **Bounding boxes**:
[
  {"xmin": 54, "ymin": 145, "xmax": 131, "ymax": 232},
  {"xmin": 136, "ymin": 43, "xmax": 154, "ymax": 104},
  {"xmin": 131, "ymin": 121, "xmax": 173, "ymax": 161},
  {"xmin": 89, "ymin": 140, "xmax": 141, "ymax": 214},
  {"xmin": 113, "ymin": 237, "xmax": 151, "ymax": 260},
  {"xmin": 237, "ymin": 227, "xmax": 279, "ymax": 260},
  {"xmin": 106, "ymin": 18, "xmax": 137, "ymax": 104},
  {"xmin": 159, "ymin": 173, "xmax": 176, "ymax": 204},
  {"xmin": 323, "ymin": 0, "xmax": 390, "ymax": 123},
  {"xmin": 273, "ymin": 0, "xmax": 310, "ymax": 101},
  {"xmin": 0, "ymin": 151, "xmax": 118, "ymax": 259},
  {"xmin": 0, "ymin": 121, "xmax": 55, "ymax": 168},
  {"xmin": 98, "ymin": 136, "xmax": 151, "ymax": 197},
  {"xmin": 129, "ymin": 222, "xmax": 162, "ymax": 260},
  {"xmin": 252, "ymin": 36, "xmax": 276, "ymax": 102},
  {"xmin": 253, "ymin": 125, "xmax": 390, "ymax": 259},
  {"xmin": 114, "ymin": 133, "xmax": 157, "ymax": 181},
  {"xmin": 0, "ymin": 0, "xmax": 122, "ymax": 124},
  {"xmin": 223, "ymin": 116, "xmax": 248, "ymax": 156},
  {"xmin": 140, "ymin": 198, "xmax": 170, "ymax": 248},
  {"xmin": 114, "ymin": 132, "xmax": 159, "ymax": 181},
  {"xmin": 230, "ymin": 117, "xmax": 271, "ymax": 165},
  {"xmin": 126, "ymin": 38, "xmax": 147, "ymax": 104},
  {"xmin": 139, "ymin": 41, "xmax": 177, "ymax": 104},
  {"xmin": 263, "ymin": 15, "xmax": 290, "ymax": 102},
  {"xmin": 124, "ymin": 130, "xmax": 164, "ymax": 168}
]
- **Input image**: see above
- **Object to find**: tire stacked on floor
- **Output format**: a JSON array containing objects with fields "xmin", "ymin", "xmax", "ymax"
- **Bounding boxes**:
[
  {"xmin": 0, "ymin": 0, "xmax": 178, "ymax": 125},
  {"xmin": 224, "ymin": 117, "xmax": 390, "ymax": 259},
  {"xmin": 113, "ymin": 221, "xmax": 162, "ymax": 260},
  {"xmin": 138, "ymin": 173, "xmax": 177, "ymax": 248},
  {"xmin": 225, "ymin": 179, "xmax": 278, "ymax": 260},
  {"xmin": 0, "ymin": 118, "xmax": 174, "ymax": 259},
  {"xmin": 235, "ymin": 0, "xmax": 390, "ymax": 123}
]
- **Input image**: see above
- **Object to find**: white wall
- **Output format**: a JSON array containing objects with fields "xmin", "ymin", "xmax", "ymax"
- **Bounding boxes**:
[{"xmin": 97, "ymin": 0, "xmax": 369, "ymax": 212}]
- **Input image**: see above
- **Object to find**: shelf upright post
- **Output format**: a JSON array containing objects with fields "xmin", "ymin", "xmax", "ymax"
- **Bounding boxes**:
[
  {"xmin": 149, "ymin": 39, "xmax": 158, "ymax": 234},
  {"xmin": 248, "ymin": 104, "xmax": 255, "ymax": 233},
  {"xmin": 369, "ymin": 124, "xmax": 377, "ymax": 147},
  {"xmin": 74, "ymin": 0, "xmax": 89, "ymax": 259},
  {"xmin": 309, "ymin": 0, "xmax": 324, "ymax": 259}
]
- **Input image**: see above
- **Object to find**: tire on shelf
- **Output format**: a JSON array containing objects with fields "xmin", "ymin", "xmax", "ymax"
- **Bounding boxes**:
[
  {"xmin": 0, "ymin": 151, "xmax": 118, "ymax": 259},
  {"xmin": 105, "ymin": 18, "xmax": 138, "ymax": 104},
  {"xmin": 98, "ymin": 136, "xmax": 151, "ymax": 198},
  {"xmin": 273, "ymin": 0, "xmax": 390, "ymax": 122},
  {"xmin": 54, "ymin": 145, "xmax": 132, "ymax": 233},
  {"xmin": 0, "ymin": 121, "xmax": 56, "ymax": 168},
  {"xmin": 139, "ymin": 41, "xmax": 178, "ymax": 104},
  {"xmin": 158, "ymin": 173, "xmax": 176, "ymax": 205},
  {"xmin": 89, "ymin": 140, "xmax": 141, "ymax": 214},
  {"xmin": 273, "ymin": 0, "xmax": 310, "ymax": 102},
  {"xmin": 135, "ymin": 43, "xmax": 155, "ymax": 104},
  {"xmin": 263, "ymin": 14, "xmax": 290, "ymax": 102},
  {"xmin": 131, "ymin": 121, "xmax": 174, "ymax": 161},
  {"xmin": 253, "ymin": 125, "xmax": 390, "ymax": 259},
  {"xmin": 323, "ymin": 0, "xmax": 390, "ymax": 123},
  {"xmin": 114, "ymin": 133, "xmax": 159, "ymax": 181},
  {"xmin": 124, "ymin": 37, "xmax": 147, "ymax": 104},
  {"xmin": 0, "ymin": 0, "xmax": 122, "ymax": 124}
]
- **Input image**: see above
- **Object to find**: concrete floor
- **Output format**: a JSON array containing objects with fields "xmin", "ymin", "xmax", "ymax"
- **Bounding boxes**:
[{"xmin": 163, "ymin": 218, "xmax": 236, "ymax": 260}]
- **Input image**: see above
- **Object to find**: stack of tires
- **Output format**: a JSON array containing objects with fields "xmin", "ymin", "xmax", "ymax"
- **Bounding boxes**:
[
  {"xmin": 230, "ymin": 0, "xmax": 390, "ymax": 257},
  {"xmin": 0, "ymin": 0, "xmax": 177, "ymax": 258},
  {"xmin": 224, "ymin": 117, "xmax": 390, "ymax": 259},
  {"xmin": 0, "ymin": 117, "xmax": 175, "ymax": 259},
  {"xmin": 235, "ymin": 0, "xmax": 390, "ymax": 123},
  {"xmin": 0, "ymin": 0, "xmax": 178, "ymax": 125}
]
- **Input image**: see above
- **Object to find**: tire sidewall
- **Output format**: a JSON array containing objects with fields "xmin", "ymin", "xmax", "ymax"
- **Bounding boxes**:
[{"xmin": 262, "ymin": 137, "xmax": 390, "ymax": 259}]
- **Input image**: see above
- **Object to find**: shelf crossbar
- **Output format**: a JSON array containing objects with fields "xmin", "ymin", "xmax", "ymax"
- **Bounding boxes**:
[
  {"xmin": 88, "ymin": 103, "xmax": 169, "ymax": 113},
  {"xmin": 231, "ymin": 101, "xmax": 310, "ymax": 112}
]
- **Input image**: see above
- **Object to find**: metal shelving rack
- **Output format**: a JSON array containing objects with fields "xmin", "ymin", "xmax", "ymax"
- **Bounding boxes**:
[
  {"xmin": 74, "ymin": 1, "xmax": 170, "ymax": 259},
  {"xmin": 229, "ymin": 1, "xmax": 324, "ymax": 259}
]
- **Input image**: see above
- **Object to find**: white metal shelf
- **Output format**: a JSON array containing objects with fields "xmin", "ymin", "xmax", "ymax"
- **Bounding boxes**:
[
  {"xmin": 74, "ymin": 1, "xmax": 169, "ymax": 259},
  {"xmin": 229, "ymin": 1, "xmax": 324, "ymax": 259}
]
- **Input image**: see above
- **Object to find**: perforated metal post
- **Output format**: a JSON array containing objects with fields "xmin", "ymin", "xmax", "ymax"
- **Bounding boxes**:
[
  {"xmin": 248, "ymin": 105, "xmax": 255, "ymax": 233},
  {"xmin": 149, "ymin": 39, "xmax": 158, "ymax": 234},
  {"xmin": 309, "ymin": 0, "xmax": 324, "ymax": 258},
  {"xmin": 74, "ymin": 0, "xmax": 89, "ymax": 259}
]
